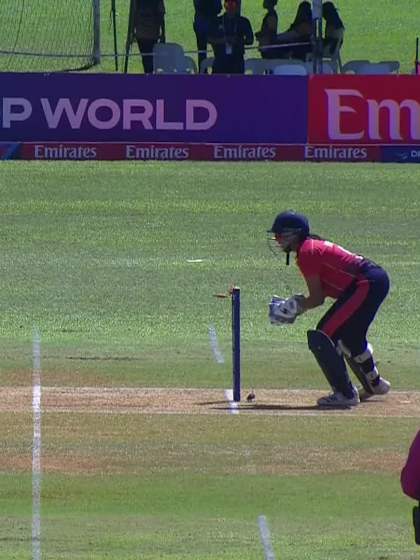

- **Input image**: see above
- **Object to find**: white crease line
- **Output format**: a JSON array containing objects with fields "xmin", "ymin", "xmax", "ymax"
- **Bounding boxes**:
[
  {"xmin": 32, "ymin": 329, "xmax": 42, "ymax": 560},
  {"xmin": 258, "ymin": 515, "xmax": 276, "ymax": 560},
  {"xmin": 224, "ymin": 389, "xmax": 239, "ymax": 415},
  {"xmin": 208, "ymin": 324, "xmax": 225, "ymax": 364}
]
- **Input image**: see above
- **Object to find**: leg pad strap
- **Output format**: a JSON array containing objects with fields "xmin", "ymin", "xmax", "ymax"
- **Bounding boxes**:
[{"xmin": 338, "ymin": 341, "xmax": 375, "ymax": 395}]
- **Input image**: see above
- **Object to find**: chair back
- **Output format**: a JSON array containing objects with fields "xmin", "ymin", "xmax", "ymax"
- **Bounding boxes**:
[
  {"xmin": 315, "ymin": 60, "xmax": 334, "ymax": 74},
  {"xmin": 264, "ymin": 58, "xmax": 306, "ymax": 73},
  {"xmin": 182, "ymin": 56, "xmax": 198, "ymax": 74},
  {"xmin": 358, "ymin": 62, "xmax": 398, "ymax": 75},
  {"xmin": 378, "ymin": 60, "xmax": 400, "ymax": 73},
  {"xmin": 341, "ymin": 59, "xmax": 371, "ymax": 74},
  {"xmin": 153, "ymin": 42, "xmax": 189, "ymax": 73},
  {"xmin": 244, "ymin": 58, "xmax": 267, "ymax": 75},
  {"xmin": 200, "ymin": 57, "xmax": 214, "ymax": 73},
  {"xmin": 273, "ymin": 63, "xmax": 308, "ymax": 75}
]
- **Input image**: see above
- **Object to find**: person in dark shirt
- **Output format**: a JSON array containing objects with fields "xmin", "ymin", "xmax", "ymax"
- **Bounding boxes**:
[
  {"xmin": 255, "ymin": 0, "xmax": 279, "ymax": 60},
  {"xmin": 322, "ymin": 1, "xmax": 344, "ymax": 56},
  {"xmin": 193, "ymin": 0, "xmax": 223, "ymax": 72},
  {"xmin": 134, "ymin": 0, "xmax": 166, "ymax": 74},
  {"xmin": 208, "ymin": 0, "xmax": 254, "ymax": 74},
  {"xmin": 275, "ymin": 1, "xmax": 312, "ymax": 61}
]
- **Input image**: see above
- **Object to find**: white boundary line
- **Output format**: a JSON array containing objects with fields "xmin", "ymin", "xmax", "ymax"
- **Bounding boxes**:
[
  {"xmin": 32, "ymin": 329, "xmax": 42, "ymax": 560},
  {"xmin": 258, "ymin": 515, "xmax": 276, "ymax": 560},
  {"xmin": 224, "ymin": 389, "xmax": 239, "ymax": 415}
]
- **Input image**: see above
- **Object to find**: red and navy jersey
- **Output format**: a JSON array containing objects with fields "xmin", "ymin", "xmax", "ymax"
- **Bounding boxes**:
[{"xmin": 297, "ymin": 238, "xmax": 364, "ymax": 299}]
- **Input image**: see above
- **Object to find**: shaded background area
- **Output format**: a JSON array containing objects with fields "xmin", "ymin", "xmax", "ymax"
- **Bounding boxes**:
[{"xmin": 0, "ymin": 1, "xmax": 419, "ymax": 73}]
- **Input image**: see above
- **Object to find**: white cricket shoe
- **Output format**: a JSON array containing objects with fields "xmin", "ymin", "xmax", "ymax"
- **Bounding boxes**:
[
  {"xmin": 359, "ymin": 377, "xmax": 391, "ymax": 401},
  {"xmin": 317, "ymin": 388, "xmax": 360, "ymax": 408}
]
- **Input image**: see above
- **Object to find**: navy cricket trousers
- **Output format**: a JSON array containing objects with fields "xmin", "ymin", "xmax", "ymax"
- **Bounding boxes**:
[{"xmin": 316, "ymin": 261, "xmax": 390, "ymax": 356}]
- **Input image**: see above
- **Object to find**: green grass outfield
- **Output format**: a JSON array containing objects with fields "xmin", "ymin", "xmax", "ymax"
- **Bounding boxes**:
[
  {"xmin": 0, "ymin": 161, "xmax": 419, "ymax": 559},
  {"xmin": 101, "ymin": 0, "xmax": 420, "ymax": 74},
  {"xmin": 0, "ymin": 161, "xmax": 418, "ymax": 388}
]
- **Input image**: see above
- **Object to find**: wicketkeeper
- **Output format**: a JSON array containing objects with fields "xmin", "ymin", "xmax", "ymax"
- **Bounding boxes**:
[{"xmin": 268, "ymin": 210, "xmax": 391, "ymax": 408}]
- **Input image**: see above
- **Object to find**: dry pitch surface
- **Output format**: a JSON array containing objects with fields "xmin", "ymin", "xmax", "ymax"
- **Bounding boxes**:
[
  {"xmin": 2, "ymin": 387, "xmax": 418, "ymax": 475},
  {"xmin": 1, "ymin": 387, "xmax": 420, "ymax": 417}
]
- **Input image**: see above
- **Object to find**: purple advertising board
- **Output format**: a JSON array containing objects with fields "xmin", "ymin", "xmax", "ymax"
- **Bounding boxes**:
[{"xmin": 0, "ymin": 73, "xmax": 307, "ymax": 143}]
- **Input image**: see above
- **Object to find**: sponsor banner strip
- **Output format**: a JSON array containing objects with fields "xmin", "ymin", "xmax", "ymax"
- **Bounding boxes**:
[
  {"xmin": 5, "ymin": 142, "xmax": 420, "ymax": 163},
  {"xmin": 305, "ymin": 144, "xmax": 381, "ymax": 162},
  {"xmin": 11, "ymin": 142, "xmax": 381, "ymax": 162},
  {"xmin": 19, "ymin": 142, "xmax": 305, "ymax": 161}
]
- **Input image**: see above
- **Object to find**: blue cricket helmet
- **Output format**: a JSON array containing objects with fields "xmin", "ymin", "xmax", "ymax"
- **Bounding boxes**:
[{"xmin": 270, "ymin": 211, "xmax": 310, "ymax": 239}]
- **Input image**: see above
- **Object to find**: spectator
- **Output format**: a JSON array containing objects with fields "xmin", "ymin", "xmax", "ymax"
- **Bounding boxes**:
[
  {"xmin": 134, "ymin": 0, "xmax": 166, "ymax": 74},
  {"xmin": 255, "ymin": 0, "xmax": 279, "ymax": 60},
  {"xmin": 208, "ymin": 0, "xmax": 253, "ymax": 74},
  {"xmin": 193, "ymin": 0, "xmax": 223, "ymax": 72},
  {"xmin": 401, "ymin": 430, "xmax": 420, "ymax": 545},
  {"xmin": 322, "ymin": 1, "xmax": 344, "ymax": 56},
  {"xmin": 275, "ymin": 1, "xmax": 312, "ymax": 61}
]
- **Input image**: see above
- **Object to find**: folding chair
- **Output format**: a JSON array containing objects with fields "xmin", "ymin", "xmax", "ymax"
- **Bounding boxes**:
[
  {"xmin": 306, "ymin": 60, "xmax": 334, "ymax": 74},
  {"xmin": 153, "ymin": 42, "xmax": 196, "ymax": 74},
  {"xmin": 265, "ymin": 58, "xmax": 307, "ymax": 74},
  {"xmin": 200, "ymin": 57, "xmax": 214, "ymax": 73},
  {"xmin": 244, "ymin": 58, "xmax": 267, "ymax": 75},
  {"xmin": 358, "ymin": 62, "xmax": 398, "ymax": 75},
  {"xmin": 273, "ymin": 63, "xmax": 308, "ymax": 75},
  {"xmin": 341, "ymin": 60, "xmax": 371, "ymax": 74},
  {"xmin": 182, "ymin": 56, "xmax": 197, "ymax": 74},
  {"xmin": 378, "ymin": 60, "xmax": 400, "ymax": 73}
]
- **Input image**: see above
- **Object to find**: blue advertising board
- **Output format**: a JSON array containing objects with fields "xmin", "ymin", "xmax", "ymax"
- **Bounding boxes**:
[
  {"xmin": 381, "ymin": 145, "xmax": 420, "ymax": 163},
  {"xmin": 0, "ymin": 73, "xmax": 308, "ymax": 143}
]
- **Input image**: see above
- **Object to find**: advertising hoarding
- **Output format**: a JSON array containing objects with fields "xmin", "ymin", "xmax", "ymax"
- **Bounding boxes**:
[
  {"xmin": 1, "ymin": 73, "xmax": 419, "ymax": 163},
  {"xmin": 13, "ymin": 142, "xmax": 304, "ymax": 161},
  {"xmin": 0, "ymin": 73, "xmax": 308, "ymax": 144},
  {"xmin": 309, "ymin": 75, "xmax": 420, "ymax": 145}
]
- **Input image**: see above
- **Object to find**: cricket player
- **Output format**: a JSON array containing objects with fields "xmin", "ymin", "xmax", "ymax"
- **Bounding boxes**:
[{"xmin": 268, "ymin": 210, "xmax": 391, "ymax": 408}]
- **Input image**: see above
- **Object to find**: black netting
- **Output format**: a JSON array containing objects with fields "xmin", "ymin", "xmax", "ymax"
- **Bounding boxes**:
[{"xmin": 0, "ymin": 0, "xmax": 99, "ymax": 72}]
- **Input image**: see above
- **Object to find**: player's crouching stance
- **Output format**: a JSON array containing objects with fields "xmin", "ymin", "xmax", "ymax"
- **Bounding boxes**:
[{"xmin": 268, "ymin": 210, "xmax": 391, "ymax": 408}]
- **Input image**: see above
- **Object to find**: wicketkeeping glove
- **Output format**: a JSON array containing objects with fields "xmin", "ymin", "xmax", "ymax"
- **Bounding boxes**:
[
  {"xmin": 268, "ymin": 294, "xmax": 306, "ymax": 325},
  {"xmin": 269, "ymin": 296, "xmax": 296, "ymax": 325}
]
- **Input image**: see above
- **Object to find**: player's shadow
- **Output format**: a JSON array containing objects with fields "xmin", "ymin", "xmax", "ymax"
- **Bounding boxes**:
[
  {"xmin": 246, "ymin": 403, "xmax": 320, "ymax": 411},
  {"xmin": 248, "ymin": 400, "xmax": 382, "ymax": 411},
  {"xmin": 198, "ymin": 400, "xmax": 230, "ymax": 407},
  {"xmin": 198, "ymin": 399, "xmax": 382, "ymax": 411},
  {"xmin": 197, "ymin": 401, "xmax": 320, "ymax": 411}
]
